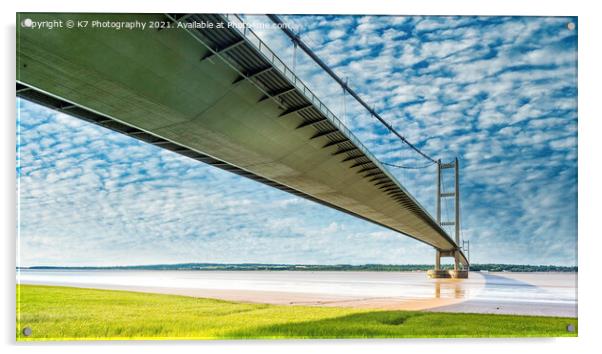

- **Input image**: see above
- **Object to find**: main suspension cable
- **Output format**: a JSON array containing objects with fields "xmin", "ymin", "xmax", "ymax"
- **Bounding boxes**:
[{"xmin": 267, "ymin": 14, "xmax": 439, "ymax": 164}]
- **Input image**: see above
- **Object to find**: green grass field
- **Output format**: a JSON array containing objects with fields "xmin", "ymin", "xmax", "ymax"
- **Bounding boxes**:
[{"xmin": 16, "ymin": 285, "xmax": 577, "ymax": 340}]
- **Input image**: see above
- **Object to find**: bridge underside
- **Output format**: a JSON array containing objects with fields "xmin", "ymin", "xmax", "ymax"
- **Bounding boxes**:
[{"xmin": 16, "ymin": 13, "xmax": 467, "ymax": 267}]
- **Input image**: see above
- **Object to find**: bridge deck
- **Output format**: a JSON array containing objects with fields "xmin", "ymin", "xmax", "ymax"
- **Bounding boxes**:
[{"xmin": 16, "ymin": 13, "xmax": 467, "ymax": 265}]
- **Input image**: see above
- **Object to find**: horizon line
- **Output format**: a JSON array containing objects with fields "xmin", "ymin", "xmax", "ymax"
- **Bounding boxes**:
[{"xmin": 17, "ymin": 262, "xmax": 578, "ymax": 269}]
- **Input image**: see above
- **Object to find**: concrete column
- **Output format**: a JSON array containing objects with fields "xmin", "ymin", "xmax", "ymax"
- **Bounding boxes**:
[
  {"xmin": 436, "ymin": 159, "xmax": 441, "ymax": 224},
  {"xmin": 454, "ymin": 250, "xmax": 460, "ymax": 271},
  {"xmin": 454, "ymin": 157, "xmax": 460, "ymax": 245},
  {"xmin": 435, "ymin": 249, "xmax": 441, "ymax": 270}
]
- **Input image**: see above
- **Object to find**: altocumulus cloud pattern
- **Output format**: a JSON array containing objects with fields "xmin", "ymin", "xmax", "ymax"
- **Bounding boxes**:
[{"xmin": 17, "ymin": 15, "xmax": 577, "ymax": 267}]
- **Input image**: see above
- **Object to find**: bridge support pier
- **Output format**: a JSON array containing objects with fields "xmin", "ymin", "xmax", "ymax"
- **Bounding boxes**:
[
  {"xmin": 427, "ymin": 249, "xmax": 450, "ymax": 278},
  {"xmin": 427, "ymin": 249, "xmax": 468, "ymax": 278},
  {"xmin": 448, "ymin": 250, "xmax": 468, "ymax": 278},
  {"xmin": 428, "ymin": 249, "xmax": 467, "ymax": 278}
]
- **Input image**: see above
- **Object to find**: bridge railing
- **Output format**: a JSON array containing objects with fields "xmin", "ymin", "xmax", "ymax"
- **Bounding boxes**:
[{"xmin": 223, "ymin": 14, "xmax": 424, "ymax": 201}]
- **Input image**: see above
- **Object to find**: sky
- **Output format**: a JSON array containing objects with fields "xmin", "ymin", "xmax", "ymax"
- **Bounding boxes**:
[{"xmin": 17, "ymin": 15, "xmax": 577, "ymax": 267}]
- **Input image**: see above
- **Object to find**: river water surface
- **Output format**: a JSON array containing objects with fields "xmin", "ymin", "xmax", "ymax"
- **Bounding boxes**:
[{"xmin": 17, "ymin": 269, "xmax": 577, "ymax": 317}]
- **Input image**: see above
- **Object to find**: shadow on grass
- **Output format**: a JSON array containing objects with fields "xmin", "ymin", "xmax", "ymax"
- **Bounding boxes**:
[
  {"xmin": 223, "ymin": 308, "xmax": 577, "ymax": 339},
  {"xmin": 224, "ymin": 310, "xmax": 425, "ymax": 339}
]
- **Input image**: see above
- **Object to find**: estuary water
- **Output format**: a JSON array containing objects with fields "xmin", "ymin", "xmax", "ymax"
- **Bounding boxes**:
[{"xmin": 17, "ymin": 269, "xmax": 577, "ymax": 317}]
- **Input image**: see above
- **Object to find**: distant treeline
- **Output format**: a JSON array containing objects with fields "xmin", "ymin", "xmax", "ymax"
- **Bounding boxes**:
[{"xmin": 22, "ymin": 263, "xmax": 577, "ymax": 272}]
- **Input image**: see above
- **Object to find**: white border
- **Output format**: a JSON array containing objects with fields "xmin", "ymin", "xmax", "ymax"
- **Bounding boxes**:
[{"xmin": 3, "ymin": 1, "xmax": 600, "ymax": 353}]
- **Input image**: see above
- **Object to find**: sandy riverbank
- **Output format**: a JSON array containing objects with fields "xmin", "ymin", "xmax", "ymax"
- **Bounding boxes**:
[{"xmin": 18, "ymin": 270, "xmax": 577, "ymax": 317}]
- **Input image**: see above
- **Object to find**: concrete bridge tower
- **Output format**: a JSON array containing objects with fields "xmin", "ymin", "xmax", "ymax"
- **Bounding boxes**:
[{"xmin": 427, "ymin": 158, "xmax": 469, "ymax": 279}]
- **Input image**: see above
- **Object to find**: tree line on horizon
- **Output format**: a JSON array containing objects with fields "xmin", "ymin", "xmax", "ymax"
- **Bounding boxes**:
[{"xmin": 22, "ymin": 263, "xmax": 577, "ymax": 272}]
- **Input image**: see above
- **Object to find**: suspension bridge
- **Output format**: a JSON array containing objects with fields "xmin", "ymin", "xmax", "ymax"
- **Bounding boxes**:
[{"xmin": 16, "ymin": 13, "xmax": 468, "ymax": 277}]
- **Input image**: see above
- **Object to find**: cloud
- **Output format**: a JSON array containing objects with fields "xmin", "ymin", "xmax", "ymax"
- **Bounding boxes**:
[{"xmin": 17, "ymin": 15, "xmax": 577, "ymax": 266}]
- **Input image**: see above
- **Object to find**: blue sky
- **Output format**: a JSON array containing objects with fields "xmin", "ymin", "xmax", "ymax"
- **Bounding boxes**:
[{"xmin": 17, "ymin": 15, "xmax": 577, "ymax": 267}]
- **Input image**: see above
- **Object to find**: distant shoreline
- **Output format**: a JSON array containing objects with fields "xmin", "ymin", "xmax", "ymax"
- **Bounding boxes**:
[{"xmin": 17, "ymin": 263, "xmax": 578, "ymax": 273}]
